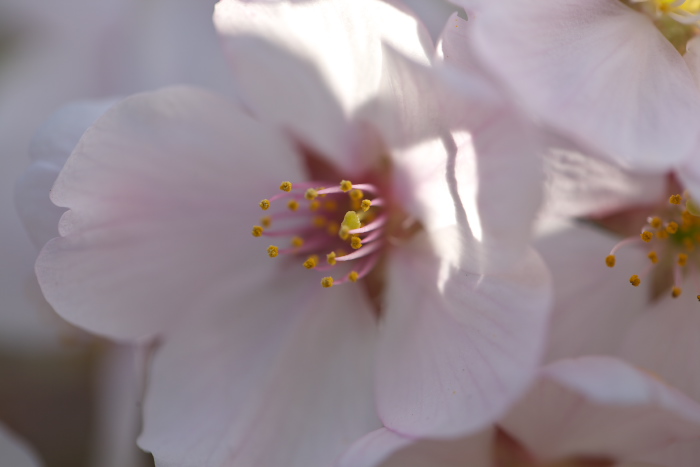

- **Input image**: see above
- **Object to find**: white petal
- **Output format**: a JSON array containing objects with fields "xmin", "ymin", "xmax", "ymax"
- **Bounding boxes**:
[
  {"xmin": 139, "ymin": 276, "xmax": 380, "ymax": 467},
  {"xmin": 37, "ymin": 86, "xmax": 304, "ymax": 340}
]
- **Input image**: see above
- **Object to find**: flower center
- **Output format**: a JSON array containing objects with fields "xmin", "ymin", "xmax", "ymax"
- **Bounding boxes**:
[
  {"xmin": 623, "ymin": 0, "xmax": 700, "ymax": 53},
  {"xmin": 605, "ymin": 193, "xmax": 700, "ymax": 300},
  {"xmin": 252, "ymin": 179, "xmax": 391, "ymax": 288}
]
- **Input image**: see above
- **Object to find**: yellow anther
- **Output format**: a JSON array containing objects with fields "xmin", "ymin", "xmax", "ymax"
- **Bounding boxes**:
[
  {"xmin": 260, "ymin": 216, "xmax": 272, "ymax": 228},
  {"xmin": 348, "ymin": 271, "xmax": 359, "ymax": 282},
  {"xmin": 649, "ymin": 217, "xmax": 663, "ymax": 229},
  {"xmin": 309, "ymin": 200, "xmax": 321, "ymax": 211},
  {"xmin": 260, "ymin": 199, "xmax": 271, "ymax": 210},
  {"xmin": 313, "ymin": 216, "xmax": 327, "ymax": 228},
  {"xmin": 658, "ymin": 229, "xmax": 669, "ymax": 240},
  {"xmin": 324, "ymin": 200, "xmax": 338, "ymax": 212},
  {"xmin": 684, "ymin": 238, "xmax": 696, "ymax": 252},
  {"xmin": 670, "ymin": 194, "xmax": 683, "ymax": 205},
  {"xmin": 630, "ymin": 275, "xmax": 641, "ymax": 287},
  {"xmin": 305, "ymin": 188, "xmax": 319, "ymax": 200},
  {"xmin": 641, "ymin": 231, "xmax": 654, "ymax": 242},
  {"xmin": 326, "ymin": 251, "xmax": 337, "ymax": 265},
  {"xmin": 697, "ymin": 295, "xmax": 700, "ymax": 302},
  {"xmin": 666, "ymin": 221, "xmax": 679, "ymax": 234},
  {"xmin": 361, "ymin": 199, "xmax": 372, "ymax": 212},
  {"xmin": 267, "ymin": 245, "xmax": 279, "ymax": 258},
  {"xmin": 350, "ymin": 236, "xmax": 363, "ymax": 250},
  {"xmin": 280, "ymin": 181, "xmax": 293, "ymax": 192},
  {"xmin": 252, "ymin": 226, "xmax": 264, "ymax": 237},
  {"xmin": 678, "ymin": 253, "xmax": 689, "ymax": 266},
  {"xmin": 648, "ymin": 251, "xmax": 659, "ymax": 264},
  {"xmin": 321, "ymin": 276, "xmax": 334, "ymax": 288},
  {"xmin": 327, "ymin": 222, "xmax": 340, "ymax": 236},
  {"xmin": 350, "ymin": 189, "xmax": 364, "ymax": 201},
  {"xmin": 339, "ymin": 226, "xmax": 351, "ymax": 240},
  {"xmin": 672, "ymin": 286, "xmax": 683, "ymax": 298},
  {"xmin": 340, "ymin": 180, "xmax": 353, "ymax": 192},
  {"xmin": 291, "ymin": 236, "xmax": 304, "ymax": 248},
  {"xmin": 303, "ymin": 255, "xmax": 319, "ymax": 269},
  {"xmin": 287, "ymin": 199, "xmax": 300, "ymax": 211},
  {"xmin": 605, "ymin": 255, "xmax": 616, "ymax": 268}
]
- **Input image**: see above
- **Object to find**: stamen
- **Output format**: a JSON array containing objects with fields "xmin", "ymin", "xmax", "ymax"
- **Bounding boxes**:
[
  {"xmin": 267, "ymin": 245, "xmax": 279, "ymax": 258},
  {"xmin": 287, "ymin": 200, "xmax": 300, "ymax": 211},
  {"xmin": 649, "ymin": 216, "xmax": 663, "ymax": 229},
  {"xmin": 291, "ymin": 237, "xmax": 304, "ymax": 248},
  {"xmin": 309, "ymin": 200, "xmax": 321, "ymax": 211},
  {"xmin": 670, "ymin": 194, "xmax": 683, "ymax": 205},
  {"xmin": 326, "ymin": 252, "xmax": 337, "ymax": 265},
  {"xmin": 658, "ymin": 229, "xmax": 670, "ymax": 240},
  {"xmin": 321, "ymin": 277, "xmax": 334, "ymax": 288},
  {"xmin": 260, "ymin": 216, "xmax": 272, "ymax": 228},
  {"xmin": 335, "ymin": 241, "xmax": 383, "ymax": 262},
  {"xmin": 361, "ymin": 199, "xmax": 372, "ymax": 212},
  {"xmin": 641, "ymin": 231, "xmax": 654, "ymax": 242},
  {"xmin": 252, "ymin": 226, "xmax": 264, "ymax": 237},
  {"xmin": 260, "ymin": 199, "xmax": 271, "ymax": 210},
  {"xmin": 340, "ymin": 180, "xmax": 353, "ymax": 192},
  {"xmin": 305, "ymin": 188, "xmax": 319, "ymax": 200},
  {"xmin": 350, "ymin": 236, "xmax": 363, "ymax": 250},
  {"xmin": 678, "ymin": 253, "xmax": 689, "ymax": 266},
  {"xmin": 672, "ymin": 286, "xmax": 683, "ymax": 298},
  {"xmin": 606, "ymin": 255, "xmax": 616, "ymax": 268},
  {"xmin": 630, "ymin": 274, "xmax": 642, "ymax": 287},
  {"xmin": 303, "ymin": 255, "xmax": 319, "ymax": 269},
  {"xmin": 348, "ymin": 271, "xmax": 359, "ymax": 282},
  {"xmin": 666, "ymin": 221, "xmax": 679, "ymax": 234},
  {"xmin": 648, "ymin": 251, "xmax": 659, "ymax": 264},
  {"xmin": 280, "ymin": 181, "xmax": 293, "ymax": 192},
  {"xmin": 350, "ymin": 214, "xmax": 387, "ymax": 234},
  {"xmin": 350, "ymin": 189, "xmax": 364, "ymax": 201}
]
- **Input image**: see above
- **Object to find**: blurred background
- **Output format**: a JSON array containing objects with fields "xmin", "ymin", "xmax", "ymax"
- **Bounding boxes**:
[{"xmin": 0, "ymin": 0, "xmax": 455, "ymax": 465}]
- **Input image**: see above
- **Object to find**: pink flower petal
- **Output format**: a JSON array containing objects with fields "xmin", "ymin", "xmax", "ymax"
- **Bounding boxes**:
[
  {"xmin": 540, "ymin": 133, "xmax": 668, "ymax": 219},
  {"xmin": 453, "ymin": 0, "xmax": 700, "ymax": 170},
  {"xmin": 36, "ymin": 86, "xmax": 305, "ymax": 340},
  {"xmin": 139, "ymin": 275, "xmax": 380, "ymax": 467},
  {"xmin": 619, "ymin": 282, "xmax": 700, "ymax": 404},
  {"xmin": 534, "ymin": 221, "xmax": 651, "ymax": 362},
  {"xmin": 337, "ymin": 427, "xmax": 492, "ymax": 467},
  {"xmin": 375, "ymin": 232, "xmax": 551, "ymax": 438},
  {"xmin": 214, "ymin": 0, "xmax": 431, "ymax": 172},
  {"xmin": 0, "ymin": 425, "xmax": 42, "ymax": 467},
  {"xmin": 503, "ymin": 356, "xmax": 700, "ymax": 462}
]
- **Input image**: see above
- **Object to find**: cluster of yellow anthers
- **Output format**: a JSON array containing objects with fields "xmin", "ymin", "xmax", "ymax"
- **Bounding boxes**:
[
  {"xmin": 251, "ymin": 179, "xmax": 386, "ymax": 288},
  {"xmin": 652, "ymin": 0, "xmax": 700, "ymax": 18},
  {"xmin": 606, "ymin": 193, "xmax": 700, "ymax": 300}
]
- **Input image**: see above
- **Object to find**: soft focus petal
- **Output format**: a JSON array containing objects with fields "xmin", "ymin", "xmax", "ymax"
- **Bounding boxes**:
[
  {"xmin": 503, "ymin": 356, "xmax": 700, "ymax": 462},
  {"xmin": 36, "ymin": 86, "xmax": 304, "ymax": 340},
  {"xmin": 15, "ymin": 99, "xmax": 117, "ymax": 249},
  {"xmin": 540, "ymin": 133, "xmax": 668, "ymax": 219},
  {"xmin": 619, "ymin": 282, "xmax": 700, "ymax": 403},
  {"xmin": 535, "ymin": 221, "xmax": 651, "ymax": 361},
  {"xmin": 0, "ymin": 425, "xmax": 42, "ymax": 467},
  {"xmin": 454, "ymin": 0, "xmax": 700, "ymax": 170},
  {"xmin": 375, "ymin": 232, "xmax": 551, "ymax": 438},
  {"xmin": 139, "ymin": 275, "xmax": 379, "ymax": 467},
  {"xmin": 213, "ymin": 0, "xmax": 431, "ymax": 171},
  {"xmin": 636, "ymin": 439, "xmax": 700, "ymax": 467},
  {"xmin": 337, "ymin": 427, "xmax": 492, "ymax": 467}
]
